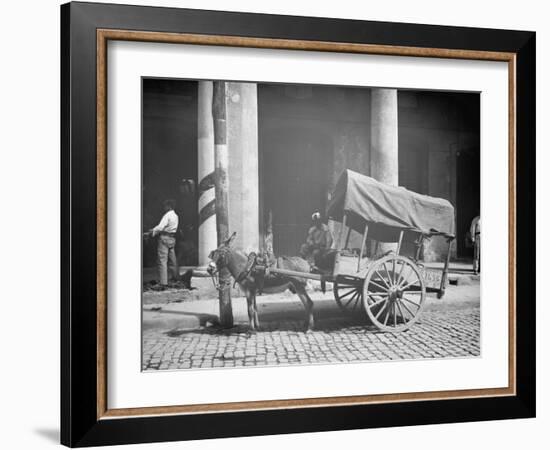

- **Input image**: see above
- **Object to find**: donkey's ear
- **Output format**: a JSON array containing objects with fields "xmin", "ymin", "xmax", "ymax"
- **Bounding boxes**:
[{"xmin": 224, "ymin": 232, "xmax": 237, "ymax": 246}]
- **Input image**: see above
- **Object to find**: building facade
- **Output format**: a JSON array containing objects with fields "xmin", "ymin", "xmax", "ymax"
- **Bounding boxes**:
[{"xmin": 142, "ymin": 79, "xmax": 479, "ymax": 268}]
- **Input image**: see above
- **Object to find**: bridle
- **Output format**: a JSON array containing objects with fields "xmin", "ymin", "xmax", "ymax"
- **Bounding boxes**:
[
  {"xmin": 207, "ymin": 248, "xmax": 232, "ymax": 291},
  {"xmin": 208, "ymin": 248, "xmax": 261, "ymax": 291}
]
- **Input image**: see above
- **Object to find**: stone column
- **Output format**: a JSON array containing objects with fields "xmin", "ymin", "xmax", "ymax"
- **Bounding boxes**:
[
  {"xmin": 370, "ymin": 88, "xmax": 399, "ymax": 185},
  {"xmin": 370, "ymin": 88, "xmax": 399, "ymax": 253},
  {"xmin": 227, "ymin": 82, "xmax": 259, "ymax": 253},
  {"xmin": 197, "ymin": 81, "xmax": 217, "ymax": 266}
]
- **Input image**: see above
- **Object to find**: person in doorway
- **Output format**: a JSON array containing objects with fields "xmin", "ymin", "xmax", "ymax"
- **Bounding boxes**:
[
  {"xmin": 300, "ymin": 211, "xmax": 334, "ymax": 269},
  {"xmin": 150, "ymin": 199, "xmax": 179, "ymax": 288},
  {"xmin": 470, "ymin": 214, "xmax": 481, "ymax": 275}
]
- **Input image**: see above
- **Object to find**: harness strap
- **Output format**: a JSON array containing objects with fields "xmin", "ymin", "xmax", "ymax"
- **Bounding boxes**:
[
  {"xmin": 233, "ymin": 251, "xmax": 275, "ymax": 291},
  {"xmin": 233, "ymin": 252, "xmax": 258, "ymax": 287}
]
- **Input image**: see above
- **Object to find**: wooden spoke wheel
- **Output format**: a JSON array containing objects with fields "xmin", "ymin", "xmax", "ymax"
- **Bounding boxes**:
[
  {"xmin": 363, "ymin": 254, "xmax": 426, "ymax": 332},
  {"xmin": 333, "ymin": 275, "xmax": 364, "ymax": 316}
]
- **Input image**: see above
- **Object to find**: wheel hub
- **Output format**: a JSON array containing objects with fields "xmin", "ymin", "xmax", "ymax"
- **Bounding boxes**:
[{"xmin": 388, "ymin": 286, "xmax": 402, "ymax": 302}]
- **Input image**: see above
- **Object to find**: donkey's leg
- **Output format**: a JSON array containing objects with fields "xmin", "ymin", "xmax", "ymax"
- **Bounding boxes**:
[
  {"xmin": 294, "ymin": 282, "xmax": 315, "ymax": 331},
  {"xmin": 245, "ymin": 288, "xmax": 256, "ymax": 331}
]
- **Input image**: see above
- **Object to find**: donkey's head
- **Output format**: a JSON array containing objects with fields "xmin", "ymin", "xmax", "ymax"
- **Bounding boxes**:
[{"xmin": 207, "ymin": 232, "xmax": 237, "ymax": 277}]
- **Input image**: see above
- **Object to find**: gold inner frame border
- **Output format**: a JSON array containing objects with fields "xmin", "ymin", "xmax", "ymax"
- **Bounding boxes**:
[{"xmin": 95, "ymin": 28, "xmax": 517, "ymax": 420}]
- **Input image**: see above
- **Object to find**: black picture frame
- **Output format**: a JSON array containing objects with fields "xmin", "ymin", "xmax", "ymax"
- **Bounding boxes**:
[{"xmin": 61, "ymin": 1, "xmax": 535, "ymax": 447}]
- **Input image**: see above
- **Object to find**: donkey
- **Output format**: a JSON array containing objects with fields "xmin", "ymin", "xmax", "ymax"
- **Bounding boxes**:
[{"xmin": 207, "ymin": 233, "xmax": 315, "ymax": 331}]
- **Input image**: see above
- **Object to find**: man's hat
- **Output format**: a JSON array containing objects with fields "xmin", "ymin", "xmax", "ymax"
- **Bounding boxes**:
[{"xmin": 311, "ymin": 211, "xmax": 321, "ymax": 220}]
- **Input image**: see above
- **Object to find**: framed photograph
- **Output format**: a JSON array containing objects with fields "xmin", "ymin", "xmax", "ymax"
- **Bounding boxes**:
[{"xmin": 61, "ymin": 1, "xmax": 535, "ymax": 447}]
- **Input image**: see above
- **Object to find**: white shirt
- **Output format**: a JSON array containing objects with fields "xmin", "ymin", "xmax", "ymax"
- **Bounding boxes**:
[{"xmin": 152, "ymin": 210, "xmax": 179, "ymax": 235}]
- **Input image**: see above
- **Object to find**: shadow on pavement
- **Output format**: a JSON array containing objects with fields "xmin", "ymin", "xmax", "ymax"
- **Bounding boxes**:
[
  {"xmin": 147, "ymin": 309, "xmax": 218, "ymax": 325},
  {"xmin": 164, "ymin": 314, "xmax": 375, "ymax": 336}
]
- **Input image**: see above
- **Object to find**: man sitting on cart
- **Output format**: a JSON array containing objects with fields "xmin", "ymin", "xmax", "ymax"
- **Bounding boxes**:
[{"xmin": 300, "ymin": 211, "xmax": 334, "ymax": 270}]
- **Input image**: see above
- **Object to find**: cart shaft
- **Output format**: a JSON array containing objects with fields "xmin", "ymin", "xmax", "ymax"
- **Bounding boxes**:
[{"xmin": 265, "ymin": 267, "xmax": 325, "ymax": 281}]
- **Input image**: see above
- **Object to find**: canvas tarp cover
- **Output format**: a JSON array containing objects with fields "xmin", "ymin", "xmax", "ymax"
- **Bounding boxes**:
[{"xmin": 327, "ymin": 170, "xmax": 455, "ymax": 237}]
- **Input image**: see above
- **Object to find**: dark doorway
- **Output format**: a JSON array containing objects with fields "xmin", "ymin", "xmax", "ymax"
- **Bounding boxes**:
[
  {"xmin": 456, "ymin": 147, "xmax": 480, "ymax": 258},
  {"xmin": 261, "ymin": 128, "xmax": 332, "ymax": 256},
  {"xmin": 142, "ymin": 79, "xmax": 199, "ymax": 268}
]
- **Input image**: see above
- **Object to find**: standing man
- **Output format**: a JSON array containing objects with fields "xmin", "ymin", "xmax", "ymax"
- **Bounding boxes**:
[
  {"xmin": 300, "ymin": 211, "xmax": 334, "ymax": 268},
  {"xmin": 150, "ymin": 199, "xmax": 179, "ymax": 287},
  {"xmin": 470, "ymin": 214, "xmax": 481, "ymax": 275}
]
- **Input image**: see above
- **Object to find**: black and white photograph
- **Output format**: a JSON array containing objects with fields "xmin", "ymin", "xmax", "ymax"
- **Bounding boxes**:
[
  {"xmin": 141, "ymin": 79, "xmax": 481, "ymax": 371},
  {"xmin": 0, "ymin": 0, "xmax": 541, "ymax": 446}
]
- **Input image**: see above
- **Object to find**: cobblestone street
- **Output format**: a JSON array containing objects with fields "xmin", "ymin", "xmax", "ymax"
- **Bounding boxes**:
[{"xmin": 142, "ymin": 284, "xmax": 480, "ymax": 371}]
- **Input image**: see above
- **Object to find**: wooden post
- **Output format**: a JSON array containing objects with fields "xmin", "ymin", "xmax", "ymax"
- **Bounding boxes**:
[
  {"xmin": 338, "ymin": 213, "xmax": 348, "ymax": 250},
  {"xmin": 334, "ymin": 213, "xmax": 347, "ymax": 276},
  {"xmin": 212, "ymin": 81, "xmax": 233, "ymax": 327},
  {"xmin": 357, "ymin": 223, "xmax": 369, "ymax": 272},
  {"xmin": 344, "ymin": 227, "xmax": 352, "ymax": 252},
  {"xmin": 265, "ymin": 209, "xmax": 273, "ymax": 257},
  {"xmin": 396, "ymin": 230, "xmax": 404, "ymax": 255},
  {"xmin": 415, "ymin": 234, "xmax": 424, "ymax": 262},
  {"xmin": 439, "ymin": 238, "xmax": 453, "ymax": 297}
]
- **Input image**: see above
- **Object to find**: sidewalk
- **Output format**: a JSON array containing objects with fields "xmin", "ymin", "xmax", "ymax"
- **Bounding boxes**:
[{"xmin": 143, "ymin": 281, "xmax": 480, "ymax": 332}]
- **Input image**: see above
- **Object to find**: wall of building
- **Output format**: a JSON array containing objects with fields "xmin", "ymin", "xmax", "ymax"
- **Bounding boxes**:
[
  {"xmin": 258, "ymin": 83, "xmax": 371, "ymax": 255},
  {"xmin": 142, "ymin": 79, "xmax": 198, "ymax": 267},
  {"xmin": 257, "ymin": 85, "xmax": 479, "ymax": 260},
  {"xmin": 398, "ymin": 91, "xmax": 480, "ymax": 261},
  {"xmin": 140, "ymin": 80, "xmax": 479, "ymax": 267}
]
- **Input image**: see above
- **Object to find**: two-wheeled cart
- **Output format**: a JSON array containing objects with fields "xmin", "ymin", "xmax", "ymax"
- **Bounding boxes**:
[{"xmin": 267, "ymin": 170, "xmax": 456, "ymax": 332}]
